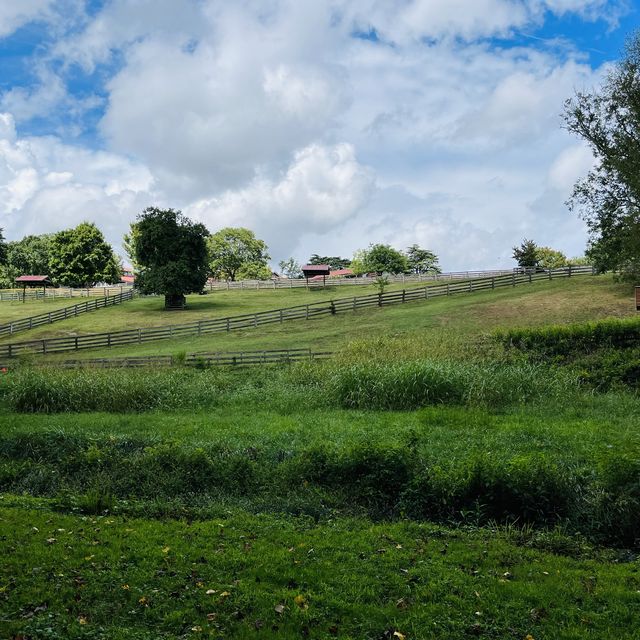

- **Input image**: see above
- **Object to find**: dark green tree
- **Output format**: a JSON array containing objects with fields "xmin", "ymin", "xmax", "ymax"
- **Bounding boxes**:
[
  {"xmin": 0, "ymin": 228, "xmax": 7, "ymax": 266},
  {"xmin": 6, "ymin": 234, "xmax": 53, "ymax": 274},
  {"xmin": 563, "ymin": 32, "xmax": 640, "ymax": 278},
  {"xmin": 208, "ymin": 227, "xmax": 270, "ymax": 281},
  {"xmin": 129, "ymin": 207, "xmax": 209, "ymax": 309},
  {"xmin": 308, "ymin": 254, "xmax": 351, "ymax": 269},
  {"xmin": 48, "ymin": 222, "xmax": 121, "ymax": 287},
  {"xmin": 512, "ymin": 239, "xmax": 539, "ymax": 268},
  {"xmin": 363, "ymin": 243, "xmax": 408, "ymax": 275},
  {"xmin": 405, "ymin": 244, "xmax": 441, "ymax": 274}
]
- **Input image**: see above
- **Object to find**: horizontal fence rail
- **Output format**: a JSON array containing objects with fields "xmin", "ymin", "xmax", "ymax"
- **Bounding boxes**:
[
  {"xmin": 0, "ymin": 266, "xmax": 595, "ymax": 359},
  {"xmin": 0, "ymin": 285, "xmax": 134, "ymax": 302},
  {"xmin": 208, "ymin": 269, "xmax": 519, "ymax": 290},
  {"xmin": 0, "ymin": 290, "xmax": 135, "ymax": 338},
  {"xmin": 50, "ymin": 348, "xmax": 332, "ymax": 369}
]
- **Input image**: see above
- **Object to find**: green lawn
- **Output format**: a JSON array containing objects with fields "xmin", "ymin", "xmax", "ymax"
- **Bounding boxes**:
[
  {"xmin": 0, "ymin": 296, "xmax": 97, "ymax": 323},
  {"xmin": 16, "ymin": 274, "xmax": 635, "ymax": 363},
  {"xmin": 1, "ymin": 275, "xmax": 639, "ymax": 639},
  {"xmin": 2, "ymin": 500, "xmax": 639, "ymax": 640}
]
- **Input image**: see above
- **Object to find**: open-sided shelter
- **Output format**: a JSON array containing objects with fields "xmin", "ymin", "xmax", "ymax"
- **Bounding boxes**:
[
  {"xmin": 15, "ymin": 275, "xmax": 53, "ymax": 302},
  {"xmin": 302, "ymin": 264, "xmax": 330, "ymax": 287}
]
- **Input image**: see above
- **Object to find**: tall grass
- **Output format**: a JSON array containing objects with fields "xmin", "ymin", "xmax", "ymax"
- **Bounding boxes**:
[{"xmin": 0, "ymin": 359, "xmax": 579, "ymax": 413}]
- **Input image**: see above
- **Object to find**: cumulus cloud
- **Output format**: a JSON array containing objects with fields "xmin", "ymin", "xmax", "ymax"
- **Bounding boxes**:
[
  {"xmin": 0, "ymin": 113, "xmax": 155, "ymax": 248},
  {"xmin": 0, "ymin": 1, "xmax": 54, "ymax": 38},
  {"xmin": 0, "ymin": 0, "xmax": 622, "ymax": 270},
  {"xmin": 186, "ymin": 143, "xmax": 375, "ymax": 258}
]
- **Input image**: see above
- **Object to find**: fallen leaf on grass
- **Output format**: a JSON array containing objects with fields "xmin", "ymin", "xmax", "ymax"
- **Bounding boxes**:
[
  {"xmin": 78, "ymin": 616, "xmax": 87, "ymax": 625},
  {"xmin": 274, "ymin": 604, "xmax": 285, "ymax": 614},
  {"xmin": 294, "ymin": 594, "xmax": 308, "ymax": 610},
  {"xmin": 393, "ymin": 632, "xmax": 406, "ymax": 640}
]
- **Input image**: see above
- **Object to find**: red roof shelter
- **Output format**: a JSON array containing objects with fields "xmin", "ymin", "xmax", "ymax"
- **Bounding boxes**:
[
  {"xmin": 302, "ymin": 264, "xmax": 330, "ymax": 287},
  {"xmin": 15, "ymin": 275, "xmax": 53, "ymax": 302}
]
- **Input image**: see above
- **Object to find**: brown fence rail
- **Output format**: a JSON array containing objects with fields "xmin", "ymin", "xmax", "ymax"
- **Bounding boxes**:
[
  {"xmin": 0, "ymin": 290, "xmax": 135, "ymax": 338},
  {"xmin": 52, "ymin": 348, "xmax": 331, "ymax": 369},
  {"xmin": 0, "ymin": 266, "xmax": 595, "ymax": 359},
  {"xmin": 0, "ymin": 285, "xmax": 134, "ymax": 302},
  {"xmin": 208, "ymin": 269, "xmax": 517, "ymax": 290}
]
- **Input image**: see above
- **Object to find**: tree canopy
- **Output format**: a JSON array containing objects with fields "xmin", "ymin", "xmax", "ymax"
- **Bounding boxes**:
[
  {"xmin": 129, "ymin": 207, "xmax": 209, "ymax": 305},
  {"xmin": 512, "ymin": 239, "xmax": 539, "ymax": 268},
  {"xmin": 536, "ymin": 246, "xmax": 568, "ymax": 270},
  {"xmin": 308, "ymin": 254, "xmax": 351, "ymax": 269},
  {"xmin": 360, "ymin": 243, "xmax": 408, "ymax": 275},
  {"xmin": 563, "ymin": 32, "xmax": 640, "ymax": 278},
  {"xmin": 48, "ymin": 222, "xmax": 121, "ymax": 287},
  {"xmin": 0, "ymin": 228, "xmax": 7, "ymax": 266},
  {"xmin": 279, "ymin": 257, "xmax": 302, "ymax": 279},
  {"xmin": 208, "ymin": 227, "xmax": 270, "ymax": 281},
  {"xmin": 406, "ymin": 244, "xmax": 441, "ymax": 274}
]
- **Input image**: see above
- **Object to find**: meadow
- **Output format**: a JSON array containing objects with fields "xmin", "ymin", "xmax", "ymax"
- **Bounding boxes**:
[{"xmin": 1, "ymin": 274, "xmax": 639, "ymax": 638}]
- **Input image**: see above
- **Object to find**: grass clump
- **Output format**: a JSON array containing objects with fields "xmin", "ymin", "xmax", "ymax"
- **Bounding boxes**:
[{"xmin": 317, "ymin": 359, "xmax": 577, "ymax": 410}]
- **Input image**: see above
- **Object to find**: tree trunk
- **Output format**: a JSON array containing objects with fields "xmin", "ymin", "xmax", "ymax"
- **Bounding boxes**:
[{"xmin": 165, "ymin": 293, "xmax": 186, "ymax": 310}]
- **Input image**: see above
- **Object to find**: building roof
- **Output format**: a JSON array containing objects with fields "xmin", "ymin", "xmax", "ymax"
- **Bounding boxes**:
[
  {"xmin": 302, "ymin": 264, "xmax": 331, "ymax": 275},
  {"xmin": 15, "ymin": 275, "xmax": 51, "ymax": 283},
  {"xmin": 330, "ymin": 268, "xmax": 354, "ymax": 277}
]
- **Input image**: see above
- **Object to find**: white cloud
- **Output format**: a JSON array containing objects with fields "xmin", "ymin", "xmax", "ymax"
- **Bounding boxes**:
[
  {"xmin": 0, "ymin": 0, "xmax": 623, "ymax": 270},
  {"xmin": 186, "ymin": 143, "xmax": 375, "ymax": 258},
  {"xmin": 0, "ymin": 1, "xmax": 53, "ymax": 38}
]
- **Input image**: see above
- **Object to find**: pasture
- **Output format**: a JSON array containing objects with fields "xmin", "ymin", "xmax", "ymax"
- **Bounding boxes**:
[{"xmin": 1, "ymin": 274, "xmax": 639, "ymax": 639}]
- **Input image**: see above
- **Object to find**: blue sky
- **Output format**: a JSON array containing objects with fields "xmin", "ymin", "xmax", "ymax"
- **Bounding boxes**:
[{"xmin": 1, "ymin": 1, "xmax": 639, "ymax": 269}]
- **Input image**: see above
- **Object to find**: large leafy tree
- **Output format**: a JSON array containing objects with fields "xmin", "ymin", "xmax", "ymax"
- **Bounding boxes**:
[
  {"xmin": 563, "ymin": 32, "xmax": 640, "ymax": 278},
  {"xmin": 405, "ymin": 244, "xmax": 441, "ymax": 274},
  {"xmin": 512, "ymin": 239, "xmax": 539, "ymax": 268},
  {"xmin": 536, "ymin": 246, "xmax": 568, "ymax": 270},
  {"xmin": 129, "ymin": 207, "xmax": 209, "ymax": 308},
  {"xmin": 362, "ymin": 243, "xmax": 408, "ymax": 275},
  {"xmin": 208, "ymin": 227, "xmax": 270, "ymax": 281},
  {"xmin": 48, "ymin": 222, "xmax": 121, "ymax": 287},
  {"xmin": 6, "ymin": 234, "xmax": 53, "ymax": 274},
  {"xmin": 308, "ymin": 254, "xmax": 351, "ymax": 270},
  {"xmin": 279, "ymin": 257, "xmax": 302, "ymax": 279}
]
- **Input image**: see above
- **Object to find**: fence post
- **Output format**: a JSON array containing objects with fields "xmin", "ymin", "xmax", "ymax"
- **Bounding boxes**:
[
  {"xmin": 306, "ymin": 304, "xmax": 309, "ymax": 319},
  {"xmin": 446, "ymin": 283, "xmax": 450, "ymax": 296},
  {"xmin": 75, "ymin": 336, "xmax": 79, "ymax": 350},
  {"xmin": 528, "ymin": 273, "xmax": 532, "ymax": 284},
  {"xmin": 42, "ymin": 339, "xmax": 46, "ymax": 354},
  {"xmin": 378, "ymin": 293, "xmax": 382, "ymax": 307},
  {"xmin": 425, "ymin": 287, "xmax": 429, "ymax": 299},
  {"xmin": 280, "ymin": 310, "xmax": 283, "ymax": 323},
  {"xmin": 491, "ymin": 277, "xmax": 495, "ymax": 290},
  {"xmin": 330, "ymin": 301, "xmax": 336, "ymax": 315},
  {"xmin": 549, "ymin": 270, "xmax": 552, "ymax": 281},
  {"xmin": 226, "ymin": 318, "xmax": 230, "ymax": 331},
  {"xmin": 568, "ymin": 265, "xmax": 573, "ymax": 277},
  {"xmin": 198, "ymin": 320, "xmax": 202, "ymax": 336},
  {"xmin": 512, "ymin": 273, "xmax": 516, "ymax": 286},
  {"xmin": 469, "ymin": 280, "xmax": 473, "ymax": 292},
  {"xmin": 139, "ymin": 328, "xmax": 142, "ymax": 343}
]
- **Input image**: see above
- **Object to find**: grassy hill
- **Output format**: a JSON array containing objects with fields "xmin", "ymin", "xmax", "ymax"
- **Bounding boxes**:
[{"xmin": 1, "ymin": 274, "xmax": 639, "ymax": 639}]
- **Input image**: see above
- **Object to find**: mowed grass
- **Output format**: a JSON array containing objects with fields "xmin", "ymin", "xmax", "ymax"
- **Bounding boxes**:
[
  {"xmin": 0, "ymin": 296, "xmax": 96, "ymax": 323},
  {"xmin": 2, "ymin": 500, "xmax": 640, "ymax": 640},
  {"xmin": 0, "ymin": 281, "xmax": 415, "ymax": 344},
  {"xmin": 18, "ymin": 274, "xmax": 636, "ymax": 363}
]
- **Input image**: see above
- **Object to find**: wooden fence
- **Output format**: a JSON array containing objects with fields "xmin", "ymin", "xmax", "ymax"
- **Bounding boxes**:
[
  {"xmin": 0, "ymin": 290, "xmax": 135, "ymax": 338},
  {"xmin": 208, "ymin": 269, "xmax": 517, "ymax": 290},
  {"xmin": 0, "ymin": 266, "xmax": 595, "ymax": 359},
  {"xmin": 0, "ymin": 285, "xmax": 134, "ymax": 302},
  {"xmin": 52, "ymin": 348, "xmax": 331, "ymax": 369}
]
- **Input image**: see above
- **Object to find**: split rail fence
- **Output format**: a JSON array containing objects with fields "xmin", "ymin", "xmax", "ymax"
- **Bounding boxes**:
[
  {"xmin": 209, "ymin": 269, "xmax": 517, "ymax": 290},
  {"xmin": 0, "ymin": 285, "xmax": 133, "ymax": 302},
  {"xmin": 53, "ymin": 348, "xmax": 331, "ymax": 369},
  {"xmin": 0, "ymin": 290, "xmax": 134, "ymax": 338},
  {"xmin": 0, "ymin": 266, "xmax": 595, "ymax": 359}
]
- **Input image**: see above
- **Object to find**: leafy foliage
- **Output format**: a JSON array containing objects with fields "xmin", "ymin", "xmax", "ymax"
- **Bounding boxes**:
[
  {"xmin": 308, "ymin": 254, "xmax": 351, "ymax": 269},
  {"xmin": 359, "ymin": 243, "xmax": 408, "ymax": 274},
  {"xmin": 406, "ymin": 244, "xmax": 441, "ymax": 274},
  {"xmin": 278, "ymin": 257, "xmax": 302, "ymax": 278},
  {"xmin": 0, "ymin": 227, "xmax": 7, "ymax": 265},
  {"xmin": 130, "ymin": 207, "xmax": 209, "ymax": 299},
  {"xmin": 536, "ymin": 246, "xmax": 568, "ymax": 269},
  {"xmin": 208, "ymin": 227, "xmax": 270, "ymax": 281},
  {"xmin": 563, "ymin": 32, "xmax": 640, "ymax": 278},
  {"xmin": 512, "ymin": 238, "xmax": 539, "ymax": 268},
  {"xmin": 48, "ymin": 222, "xmax": 121, "ymax": 287}
]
